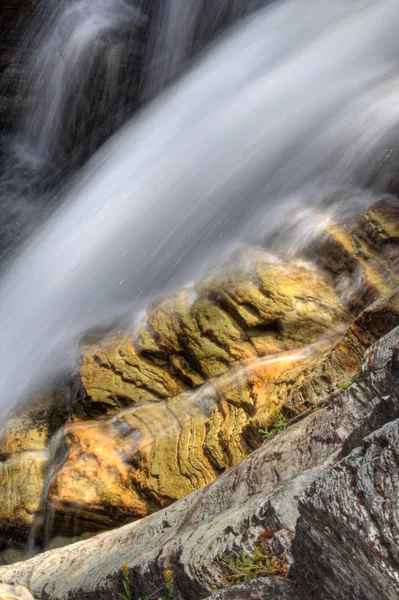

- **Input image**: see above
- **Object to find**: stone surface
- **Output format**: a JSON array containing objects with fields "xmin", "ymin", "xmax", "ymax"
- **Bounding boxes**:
[
  {"xmin": 0, "ymin": 452, "xmax": 47, "ymax": 538},
  {"xmin": 0, "ymin": 583, "xmax": 35, "ymax": 600},
  {"xmin": 79, "ymin": 252, "xmax": 346, "ymax": 415},
  {"xmin": 0, "ymin": 202, "xmax": 397, "ymax": 545},
  {"xmin": 0, "ymin": 326, "xmax": 398, "ymax": 599},
  {"xmin": 289, "ymin": 285, "xmax": 399, "ymax": 409},
  {"xmin": 292, "ymin": 418, "xmax": 399, "ymax": 600},
  {"xmin": 302, "ymin": 200, "xmax": 399, "ymax": 310},
  {"xmin": 204, "ymin": 577, "xmax": 306, "ymax": 600},
  {"xmin": 356, "ymin": 198, "xmax": 399, "ymax": 273},
  {"xmin": 46, "ymin": 253, "xmax": 346, "ymax": 533},
  {"xmin": 1, "ymin": 201, "xmax": 399, "ymax": 540},
  {"xmin": 48, "ymin": 347, "xmax": 319, "ymax": 534}
]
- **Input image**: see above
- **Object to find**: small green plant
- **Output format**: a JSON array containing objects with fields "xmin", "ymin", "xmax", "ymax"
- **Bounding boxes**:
[
  {"xmin": 339, "ymin": 370, "xmax": 360, "ymax": 390},
  {"xmin": 163, "ymin": 570, "xmax": 177, "ymax": 600},
  {"xmin": 260, "ymin": 413, "xmax": 290, "ymax": 441},
  {"xmin": 220, "ymin": 540, "xmax": 288, "ymax": 588},
  {"xmin": 118, "ymin": 565, "xmax": 177, "ymax": 600},
  {"xmin": 119, "ymin": 565, "xmax": 132, "ymax": 600}
]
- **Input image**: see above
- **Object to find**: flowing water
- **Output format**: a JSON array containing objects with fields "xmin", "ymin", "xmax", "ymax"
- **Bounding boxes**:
[{"xmin": 1, "ymin": 0, "xmax": 399, "ymax": 414}]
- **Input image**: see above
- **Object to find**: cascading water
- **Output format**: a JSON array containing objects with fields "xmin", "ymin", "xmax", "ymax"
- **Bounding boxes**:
[
  {"xmin": 0, "ymin": 0, "xmax": 146, "ymax": 259},
  {"xmin": 144, "ymin": 0, "xmax": 272, "ymax": 97},
  {"xmin": 1, "ymin": 0, "xmax": 399, "ymax": 415},
  {"xmin": 0, "ymin": 0, "xmax": 274, "ymax": 261}
]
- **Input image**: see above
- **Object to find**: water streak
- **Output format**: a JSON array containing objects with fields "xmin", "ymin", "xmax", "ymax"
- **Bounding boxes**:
[{"xmin": 1, "ymin": 0, "xmax": 399, "ymax": 409}]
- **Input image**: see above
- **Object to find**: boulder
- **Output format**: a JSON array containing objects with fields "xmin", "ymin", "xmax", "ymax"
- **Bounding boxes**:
[
  {"xmin": 0, "ymin": 326, "xmax": 398, "ymax": 599},
  {"xmin": 292, "ymin": 419, "xmax": 399, "ymax": 600},
  {"xmin": 78, "ymin": 252, "xmax": 346, "ymax": 415},
  {"xmin": 0, "ymin": 202, "xmax": 398, "ymax": 545},
  {"xmin": 0, "ymin": 583, "xmax": 35, "ymax": 600}
]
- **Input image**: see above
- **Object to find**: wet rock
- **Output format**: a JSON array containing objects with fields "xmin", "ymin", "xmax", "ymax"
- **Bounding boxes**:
[
  {"xmin": 289, "ymin": 285, "xmax": 399, "ymax": 408},
  {"xmin": 1, "ymin": 326, "xmax": 398, "ymax": 599},
  {"xmin": 79, "ymin": 252, "xmax": 346, "ymax": 415},
  {"xmin": 302, "ymin": 200, "xmax": 399, "ymax": 309},
  {"xmin": 0, "ymin": 387, "xmax": 70, "ymax": 458},
  {"xmin": 2, "ymin": 548, "xmax": 32, "ymax": 566},
  {"xmin": 0, "ymin": 202, "xmax": 398, "ymax": 543},
  {"xmin": 0, "ymin": 452, "xmax": 47, "ymax": 536},
  {"xmin": 48, "ymin": 348, "xmax": 318, "ymax": 534},
  {"xmin": 356, "ymin": 197, "xmax": 399, "ymax": 273}
]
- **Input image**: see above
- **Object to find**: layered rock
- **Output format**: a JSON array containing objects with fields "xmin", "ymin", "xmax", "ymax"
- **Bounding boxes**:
[
  {"xmin": 0, "ymin": 323, "xmax": 398, "ymax": 599},
  {"xmin": 292, "ymin": 418, "xmax": 399, "ymax": 600},
  {"xmin": 289, "ymin": 285, "xmax": 399, "ymax": 409},
  {"xmin": 79, "ymin": 253, "xmax": 345, "ymax": 414},
  {"xmin": 0, "ymin": 201, "xmax": 398, "ymax": 543},
  {"xmin": 50, "ymin": 253, "xmax": 343, "ymax": 533}
]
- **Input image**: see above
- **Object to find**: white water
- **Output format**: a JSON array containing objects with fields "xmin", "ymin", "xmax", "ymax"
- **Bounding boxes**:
[
  {"xmin": 18, "ymin": 0, "xmax": 144, "ymax": 168},
  {"xmin": 1, "ymin": 0, "xmax": 399, "ymax": 409},
  {"xmin": 145, "ymin": 0, "xmax": 269, "ymax": 96}
]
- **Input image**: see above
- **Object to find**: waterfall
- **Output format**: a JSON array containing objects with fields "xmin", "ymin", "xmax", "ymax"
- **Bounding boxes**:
[
  {"xmin": 1, "ymin": 0, "xmax": 399, "ymax": 411},
  {"xmin": 0, "ymin": 0, "xmax": 146, "ymax": 259},
  {"xmin": 144, "ymin": 0, "xmax": 272, "ymax": 97},
  {"xmin": 0, "ymin": 0, "xmax": 274, "ymax": 260}
]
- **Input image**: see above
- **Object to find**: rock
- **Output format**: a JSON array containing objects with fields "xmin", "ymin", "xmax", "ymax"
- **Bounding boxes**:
[
  {"xmin": 0, "ymin": 387, "xmax": 71, "ymax": 458},
  {"xmin": 46, "ymin": 252, "xmax": 347, "ymax": 534},
  {"xmin": 270, "ymin": 198, "xmax": 399, "ymax": 310},
  {"xmin": 0, "ymin": 381, "xmax": 75, "ymax": 540},
  {"xmin": 302, "ymin": 199, "xmax": 399, "ymax": 309},
  {"xmin": 204, "ymin": 577, "xmax": 305, "ymax": 600},
  {"xmin": 79, "ymin": 252, "xmax": 346, "ymax": 415},
  {"xmin": 355, "ymin": 198, "xmax": 399, "ymax": 273},
  {"xmin": 0, "ymin": 203, "xmax": 397, "ymax": 544},
  {"xmin": 1, "ymin": 326, "xmax": 398, "ymax": 599},
  {"xmin": 292, "ymin": 418, "xmax": 399, "ymax": 600},
  {"xmin": 289, "ymin": 285, "xmax": 399, "ymax": 408},
  {"xmin": 48, "ymin": 347, "xmax": 318, "ymax": 534},
  {"xmin": 0, "ymin": 583, "xmax": 35, "ymax": 600},
  {"xmin": 0, "ymin": 452, "xmax": 47, "ymax": 537},
  {"xmin": 2, "ymin": 549, "xmax": 32, "ymax": 566}
]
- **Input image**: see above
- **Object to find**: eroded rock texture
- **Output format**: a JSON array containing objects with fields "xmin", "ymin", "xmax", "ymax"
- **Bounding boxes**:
[
  {"xmin": 48, "ymin": 254, "xmax": 344, "ymax": 531},
  {"xmin": 204, "ymin": 577, "xmax": 305, "ymax": 600},
  {"xmin": 1, "ymin": 326, "xmax": 399, "ymax": 599},
  {"xmin": 0, "ymin": 201, "xmax": 398, "ymax": 542},
  {"xmin": 291, "ymin": 329, "xmax": 399, "ymax": 600}
]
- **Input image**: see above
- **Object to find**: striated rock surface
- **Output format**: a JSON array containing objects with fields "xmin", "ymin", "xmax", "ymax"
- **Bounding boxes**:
[
  {"xmin": 46, "ymin": 253, "xmax": 347, "ymax": 533},
  {"xmin": 292, "ymin": 422, "xmax": 399, "ymax": 599},
  {"xmin": 79, "ymin": 253, "xmax": 346, "ymax": 414},
  {"xmin": 0, "ymin": 201, "xmax": 398, "ymax": 541},
  {"xmin": 0, "ymin": 326, "xmax": 398, "ymax": 599},
  {"xmin": 204, "ymin": 577, "xmax": 306, "ymax": 600},
  {"xmin": 48, "ymin": 348, "xmax": 322, "ymax": 533},
  {"xmin": 289, "ymin": 285, "xmax": 399, "ymax": 409}
]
